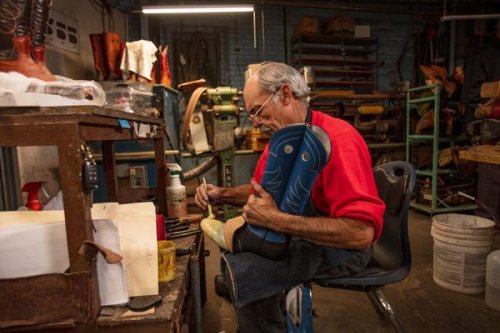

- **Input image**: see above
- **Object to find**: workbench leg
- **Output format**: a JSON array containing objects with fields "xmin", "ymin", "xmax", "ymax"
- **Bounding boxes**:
[
  {"xmin": 154, "ymin": 136, "xmax": 167, "ymax": 215},
  {"xmin": 57, "ymin": 133, "xmax": 100, "ymax": 322},
  {"xmin": 102, "ymin": 141, "xmax": 118, "ymax": 202}
]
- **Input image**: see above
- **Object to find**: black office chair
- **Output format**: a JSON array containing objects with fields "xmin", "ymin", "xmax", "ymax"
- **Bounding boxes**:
[{"xmin": 311, "ymin": 161, "xmax": 416, "ymax": 333}]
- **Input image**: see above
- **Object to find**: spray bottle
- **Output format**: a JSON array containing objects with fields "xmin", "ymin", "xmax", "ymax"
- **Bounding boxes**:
[
  {"xmin": 166, "ymin": 171, "xmax": 188, "ymax": 218},
  {"xmin": 21, "ymin": 181, "xmax": 49, "ymax": 211}
]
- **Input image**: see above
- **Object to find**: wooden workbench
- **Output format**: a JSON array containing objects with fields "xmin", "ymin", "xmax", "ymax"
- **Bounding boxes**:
[
  {"xmin": 0, "ymin": 106, "xmax": 174, "ymax": 331},
  {"xmin": 97, "ymin": 232, "xmax": 206, "ymax": 333}
]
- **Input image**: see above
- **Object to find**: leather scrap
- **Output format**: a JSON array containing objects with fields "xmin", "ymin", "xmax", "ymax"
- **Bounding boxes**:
[{"xmin": 79, "ymin": 240, "xmax": 123, "ymax": 264}]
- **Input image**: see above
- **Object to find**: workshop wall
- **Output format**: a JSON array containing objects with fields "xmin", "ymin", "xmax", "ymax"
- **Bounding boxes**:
[
  {"xmin": 48, "ymin": 0, "xmax": 126, "ymax": 80},
  {"xmin": 16, "ymin": 0, "xmax": 126, "ymax": 203},
  {"xmin": 128, "ymin": 5, "xmax": 421, "ymax": 91}
]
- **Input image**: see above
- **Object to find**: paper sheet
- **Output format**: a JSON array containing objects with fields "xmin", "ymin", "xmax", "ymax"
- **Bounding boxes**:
[
  {"xmin": 93, "ymin": 219, "xmax": 129, "ymax": 306},
  {"xmin": 92, "ymin": 202, "xmax": 158, "ymax": 297},
  {"xmin": 0, "ymin": 210, "xmax": 68, "ymax": 278}
]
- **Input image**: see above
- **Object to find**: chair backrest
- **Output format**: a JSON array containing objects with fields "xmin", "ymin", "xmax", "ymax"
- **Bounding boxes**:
[{"xmin": 371, "ymin": 161, "xmax": 416, "ymax": 271}]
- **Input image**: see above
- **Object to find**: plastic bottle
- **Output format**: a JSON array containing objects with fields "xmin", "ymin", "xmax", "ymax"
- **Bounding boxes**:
[
  {"xmin": 485, "ymin": 250, "xmax": 500, "ymax": 311},
  {"xmin": 166, "ymin": 173, "xmax": 188, "ymax": 218}
]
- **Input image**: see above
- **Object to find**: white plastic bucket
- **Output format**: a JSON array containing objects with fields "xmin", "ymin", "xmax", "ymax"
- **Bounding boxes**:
[{"xmin": 431, "ymin": 214, "xmax": 495, "ymax": 295}]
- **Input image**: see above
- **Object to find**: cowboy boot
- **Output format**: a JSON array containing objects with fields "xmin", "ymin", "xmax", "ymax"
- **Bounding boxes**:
[
  {"xmin": 160, "ymin": 45, "xmax": 172, "ymax": 87},
  {"xmin": 0, "ymin": 35, "xmax": 55, "ymax": 81},
  {"xmin": 89, "ymin": 33, "xmax": 107, "ymax": 80},
  {"xmin": 232, "ymin": 124, "xmax": 331, "ymax": 260},
  {"xmin": 0, "ymin": 0, "xmax": 53, "ymax": 80},
  {"xmin": 0, "ymin": 0, "xmax": 32, "ymax": 59},
  {"xmin": 201, "ymin": 124, "xmax": 306, "ymax": 256},
  {"xmin": 202, "ymin": 124, "xmax": 331, "ymax": 260},
  {"xmin": 30, "ymin": 0, "xmax": 56, "ymax": 80},
  {"xmin": 103, "ymin": 31, "xmax": 121, "ymax": 80}
]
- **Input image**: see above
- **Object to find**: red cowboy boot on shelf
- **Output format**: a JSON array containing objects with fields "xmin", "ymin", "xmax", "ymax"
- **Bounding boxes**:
[
  {"xmin": 0, "ymin": 35, "xmax": 55, "ymax": 81},
  {"xmin": 30, "ymin": 0, "xmax": 56, "ymax": 80},
  {"xmin": 0, "ymin": 0, "xmax": 55, "ymax": 81},
  {"xmin": 89, "ymin": 33, "xmax": 107, "ymax": 81},
  {"xmin": 103, "ymin": 31, "xmax": 121, "ymax": 80}
]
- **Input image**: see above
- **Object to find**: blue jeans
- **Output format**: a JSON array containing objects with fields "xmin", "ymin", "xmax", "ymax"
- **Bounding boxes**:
[{"xmin": 222, "ymin": 239, "xmax": 372, "ymax": 333}]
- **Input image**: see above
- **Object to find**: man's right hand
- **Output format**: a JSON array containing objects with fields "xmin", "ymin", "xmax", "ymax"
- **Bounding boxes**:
[{"xmin": 195, "ymin": 182, "xmax": 222, "ymax": 210}]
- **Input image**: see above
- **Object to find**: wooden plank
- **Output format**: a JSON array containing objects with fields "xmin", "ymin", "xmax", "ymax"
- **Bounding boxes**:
[{"xmin": 459, "ymin": 145, "xmax": 500, "ymax": 165}]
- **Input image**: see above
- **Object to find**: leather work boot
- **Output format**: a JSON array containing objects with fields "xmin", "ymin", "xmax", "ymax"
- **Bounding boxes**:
[
  {"xmin": 103, "ymin": 31, "xmax": 121, "ymax": 80},
  {"xmin": 89, "ymin": 33, "xmax": 107, "ymax": 80},
  {"xmin": 30, "ymin": 0, "xmax": 56, "ymax": 80}
]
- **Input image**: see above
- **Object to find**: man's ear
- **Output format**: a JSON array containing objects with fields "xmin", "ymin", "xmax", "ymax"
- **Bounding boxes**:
[{"xmin": 281, "ymin": 84, "xmax": 293, "ymax": 105}]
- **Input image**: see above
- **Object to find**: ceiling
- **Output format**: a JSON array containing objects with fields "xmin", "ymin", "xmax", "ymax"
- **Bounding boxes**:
[{"xmin": 115, "ymin": 0, "xmax": 500, "ymax": 15}]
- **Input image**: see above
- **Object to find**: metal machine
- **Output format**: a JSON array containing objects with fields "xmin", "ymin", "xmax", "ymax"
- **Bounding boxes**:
[{"xmin": 182, "ymin": 83, "xmax": 243, "ymax": 218}]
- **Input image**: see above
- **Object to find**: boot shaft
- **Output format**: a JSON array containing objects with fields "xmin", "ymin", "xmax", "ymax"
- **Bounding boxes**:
[
  {"xmin": 31, "ymin": 0, "xmax": 52, "ymax": 47},
  {"xmin": 0, "ymin": 0, "xmax": 33, "ymax": 58},
  {"xmin": 103, "ymin": 31, "xmax": 121, "ymax": 79},
  {"xmin": 89, "ymin": 33, "xmax": 107, "ymax": 80}
]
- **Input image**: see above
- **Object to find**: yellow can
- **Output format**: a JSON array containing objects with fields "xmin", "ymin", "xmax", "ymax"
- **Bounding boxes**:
[{"xmin": 157, "ymin": 240, "xmax": 176, "ymax": 283}]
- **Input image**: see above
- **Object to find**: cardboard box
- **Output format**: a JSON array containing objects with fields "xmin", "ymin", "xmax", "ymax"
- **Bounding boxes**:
[
  {"xmin": 322, "ymin": 16, "xmax": 355, "ymax": 35},
  {"xmin": 355, "ymin": 25, "xmax": 371, "ymax": 38},
  {"xmin": 294, "ymin": 17, "xmax": 319, "ymax": 36}
]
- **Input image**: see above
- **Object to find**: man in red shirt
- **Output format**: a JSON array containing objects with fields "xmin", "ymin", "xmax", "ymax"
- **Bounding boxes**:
[{"xmin": 195, "ymin": 62, "xmax": 385, "ymax": 333}]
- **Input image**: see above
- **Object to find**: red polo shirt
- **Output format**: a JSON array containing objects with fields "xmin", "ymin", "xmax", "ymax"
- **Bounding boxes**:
[{"xmin": 252, "ymin": 110, "xmax": 385, "ymax": 242}]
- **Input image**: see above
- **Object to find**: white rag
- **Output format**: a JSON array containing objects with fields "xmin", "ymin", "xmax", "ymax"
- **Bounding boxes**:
[{"xmin": 120, "ymin": 40, "xmax": 158, "ymax": 80}]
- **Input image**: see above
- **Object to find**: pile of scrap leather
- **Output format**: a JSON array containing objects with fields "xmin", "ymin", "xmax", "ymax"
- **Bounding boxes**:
[
  {"xmin": 476, "ymin": 81, "xmax": 500, "ymax": 119},
  {"xmin": 0, "ymin": 71, "xmax": 105, "ymax": 107}
]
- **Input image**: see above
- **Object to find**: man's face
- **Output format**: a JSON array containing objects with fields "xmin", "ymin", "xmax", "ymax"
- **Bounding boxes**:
[{"xmin": 243, "ymin": 76, "xmax": 289, "ymax": 135}]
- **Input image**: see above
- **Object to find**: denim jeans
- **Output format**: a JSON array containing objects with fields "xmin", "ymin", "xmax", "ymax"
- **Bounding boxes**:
[{"xmin": 222, "ymin": 239, "xmax": 372, "ymax": 333}]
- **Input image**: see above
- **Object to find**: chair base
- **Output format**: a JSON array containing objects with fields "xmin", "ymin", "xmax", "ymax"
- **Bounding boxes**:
[{"xmin": 367, "ymin": 289, "xmax": 404, "ymax": 333}]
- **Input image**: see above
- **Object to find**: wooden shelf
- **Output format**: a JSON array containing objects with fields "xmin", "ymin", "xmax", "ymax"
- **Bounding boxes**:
[
  {"xmin": 292, "ymin": 54, "xmax": 375, "ymax": 65},
  {"xmin": 292, "ymin": 34, "xmax": 377, "ymax": 45},
  {"xmin": 315, "ymin": 79, "xmax": 375, "ymax": 86},
  {"xmin": 292, "ymin": 44, "xmax": 375, "ymax": 56},
  {"xmin": 313, "ymin": 91, "xmax": 404, "ymax": 99}
]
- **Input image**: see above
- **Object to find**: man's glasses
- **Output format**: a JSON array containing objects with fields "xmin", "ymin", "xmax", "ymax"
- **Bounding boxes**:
[{"xmin": 248, "ymin": 92, "xmax": 274, "ymax": 120}]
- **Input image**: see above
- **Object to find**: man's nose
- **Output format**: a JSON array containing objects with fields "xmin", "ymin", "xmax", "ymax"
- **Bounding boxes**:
[{"xmin": 252, "ymin": 120, "xmax": 261, "ymax": 128}]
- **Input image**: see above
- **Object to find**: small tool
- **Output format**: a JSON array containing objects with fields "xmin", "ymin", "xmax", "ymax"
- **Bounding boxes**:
[{"xmin": 203, "ymin": 177, "xmax": 215, "ymax": 219}]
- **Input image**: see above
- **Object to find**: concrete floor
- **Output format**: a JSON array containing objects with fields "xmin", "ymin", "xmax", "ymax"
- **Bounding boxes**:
[{"xmin": 201, "ymin": 210, "xmax": 500, "ymax": 333}]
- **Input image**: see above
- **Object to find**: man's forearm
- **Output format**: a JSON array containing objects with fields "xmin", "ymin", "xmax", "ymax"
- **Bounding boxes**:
[
  {"xmin": 217, "ymin": 184, "xmax": 253, "ymax": 206},
  {"xmin": 269, "ymin": 211, "xmax": 374, "ymax": 249}
]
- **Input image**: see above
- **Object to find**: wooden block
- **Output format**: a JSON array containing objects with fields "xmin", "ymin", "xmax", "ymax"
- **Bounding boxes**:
[
  {"xmin": 459, "ymin": 145, "xmax": 500, "ymax": 165},
  {"xmin": 354, "ymin": 25, "xmax": 371, "ymax": 38},
  {"xmin": 322, "ymin": 16, "xmax": 355, "ymax": 35},
  {"xmin": 480, "ymin": 81, "xmax": 500, "ymax": 98},
  {"xmin": 294, "ymin": 17, "xmax": 319, "ymax": 36}
]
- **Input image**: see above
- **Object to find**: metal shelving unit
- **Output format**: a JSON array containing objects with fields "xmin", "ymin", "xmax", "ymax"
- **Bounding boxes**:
[
  {"xmin": 291, "ymin": 33, "xmax": 378, "ymax": 92},
  {"xmin": 406, "ymin": 85, "xmax": 476, "ymax": 214}
]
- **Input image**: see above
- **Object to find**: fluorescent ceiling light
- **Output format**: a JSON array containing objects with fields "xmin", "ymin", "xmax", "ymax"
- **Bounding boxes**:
[{"xmin": 142, "ymin": 5, "xmax": 254, "ymax": 14}]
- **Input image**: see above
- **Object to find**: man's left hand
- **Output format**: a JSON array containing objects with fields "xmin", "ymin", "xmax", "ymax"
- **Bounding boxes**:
[{"xmin": 242, "ymin": 180, "xmax": 281, "ymax": 230}]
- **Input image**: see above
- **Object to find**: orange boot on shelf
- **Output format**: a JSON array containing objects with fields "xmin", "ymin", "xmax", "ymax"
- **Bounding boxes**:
[
  {"xmin": 30, "ymin": 0, "xmax": 56, "ymax": 80},
  {"xmin": 159, "ymin": 45, "xmax": 172, "ymax": 87},
  {"xmin": 89, "ymin": 33, "xmax": 107, "ymax": 81},
  {"xmin": 103, "ymin": 31, "xmax": 121, "ymax": 80}
]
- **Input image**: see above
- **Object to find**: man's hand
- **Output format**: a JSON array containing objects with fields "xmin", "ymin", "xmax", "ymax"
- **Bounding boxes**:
[
  {"xmin": 242, "ymin": 180, "xmax": 281, "ymax": 230},
  {"xmin": 194, "ymin": 182, "xmax": 222, "ymax": 210}
]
